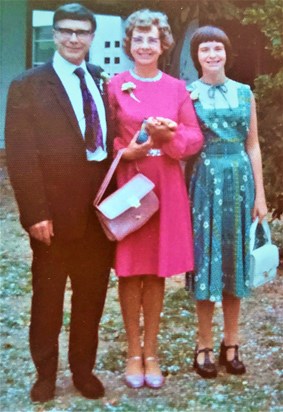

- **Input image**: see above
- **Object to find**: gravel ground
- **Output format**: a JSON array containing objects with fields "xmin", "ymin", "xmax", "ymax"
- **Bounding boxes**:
[{"xmin": 1, "ymin": 167, "xmax": 282, "ymax": 412}]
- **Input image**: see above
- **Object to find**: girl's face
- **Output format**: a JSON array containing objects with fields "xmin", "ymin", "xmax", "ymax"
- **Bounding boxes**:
[
  {"xmin": 197, "ymin": 41, "xmax": 226, "ymax": 74},
  {"xmin": 130, "ymin": 25, "xmax": 162, "ymax": 68}
]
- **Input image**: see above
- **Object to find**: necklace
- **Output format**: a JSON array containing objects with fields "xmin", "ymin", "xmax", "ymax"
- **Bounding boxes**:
[{"xmin": 130, "ymin": 69, "xmax": 162, "ymax": 82}]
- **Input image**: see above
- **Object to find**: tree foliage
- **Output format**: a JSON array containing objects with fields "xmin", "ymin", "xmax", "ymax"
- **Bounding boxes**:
[
  {"xmin": 242, "ymin": 0, "xmax": 283, "ymax": 208},
  {"xmin": 243, "ymin": 0, "xmax": 283, "ymax": 59},
  {"xmin": 200, "ymin": 0, "xmax": 283, "ymax": 208},
  {"xmin": 196, "ymin": 0, "xmax": 241, "ymax": 21},
  {"xmin": 252, "ymin": 70, "xmax": 283, "ymax": 207}
]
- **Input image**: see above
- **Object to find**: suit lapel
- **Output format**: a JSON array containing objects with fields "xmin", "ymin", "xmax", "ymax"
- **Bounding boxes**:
[
  {"xmin": 86, "ymin": 63, "xmax": 110, "ymax": 114},
  {"xmin": 86, "ymin": 63, "xmax": 102, "ymax": 92},
  {"xmin": 43, "ymin": 62, "xmax": 111, "ymax": 151}
]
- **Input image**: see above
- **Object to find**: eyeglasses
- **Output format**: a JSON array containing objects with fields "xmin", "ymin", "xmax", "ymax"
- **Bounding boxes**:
[
  {"xmin": 54, "ymin": 27, "xmax": 93, "ymax": 40},
  {"xmin": 132, "ymin": 36, "xmax": 160, "ymax": 46}
]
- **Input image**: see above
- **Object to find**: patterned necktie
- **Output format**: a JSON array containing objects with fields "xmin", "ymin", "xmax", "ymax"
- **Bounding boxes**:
[{"xmin": 74, "ymin": 67, "xmax": 103, "ymax": 152}]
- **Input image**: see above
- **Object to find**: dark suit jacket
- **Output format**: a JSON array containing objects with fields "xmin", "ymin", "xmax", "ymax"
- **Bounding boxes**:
[{"xmin": 5, "ymin": 61, "xmax": 113, "ymax": 241}]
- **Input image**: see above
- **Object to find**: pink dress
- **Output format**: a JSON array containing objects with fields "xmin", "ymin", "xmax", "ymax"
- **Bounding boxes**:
[{"xmin": 108, "ymin": 70, "xmax": 203, "ymax": 277}]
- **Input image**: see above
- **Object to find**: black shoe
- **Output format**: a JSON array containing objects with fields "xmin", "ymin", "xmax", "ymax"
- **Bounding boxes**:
[
  {"xmin": 219, "ymin": 341, "xmax": 246, "ymax": 375},
  {"xmin": 193, "ymin": 347, "xmax": 217, "ymax": 379},
  {"xmin": 30, "ymin": 377, "xmax": 55, "ymax": 402},
  {"xmin": 73, "ymin": 374, "xmax": 105, "ymax": 399}
]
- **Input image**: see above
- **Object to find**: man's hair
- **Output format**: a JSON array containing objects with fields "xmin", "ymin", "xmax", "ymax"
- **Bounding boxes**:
[
  {"xmin": 190, "ymin": 26, "xmax": 233, "ymax": 71},
  {"xmin": 53, "ymin": 3, "xmax": 96, "ymax": 32}
]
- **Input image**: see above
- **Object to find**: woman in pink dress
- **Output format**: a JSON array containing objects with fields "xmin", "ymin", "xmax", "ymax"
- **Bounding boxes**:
[{"xmin": 107, "ymin": 9, "xmax": 203, "ymax": 389}]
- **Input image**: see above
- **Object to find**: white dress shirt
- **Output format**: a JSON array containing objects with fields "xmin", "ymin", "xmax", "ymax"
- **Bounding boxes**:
[{"xmin": 53, "ymin": 51, "xmax": 107, "ymax": 161}]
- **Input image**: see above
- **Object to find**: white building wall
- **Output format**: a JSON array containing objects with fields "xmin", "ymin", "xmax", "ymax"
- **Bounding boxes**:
[{"xmin": 90, "ymin": 15, "xmax": 133, "ymax": 75}]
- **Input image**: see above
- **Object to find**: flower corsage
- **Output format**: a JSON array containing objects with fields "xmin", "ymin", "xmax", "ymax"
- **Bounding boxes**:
[
  {"xmin": 98, "ymin": 71, "xmax": 111, "ymax": 94},
  {"xmin": 121, "ymin": 81, "xmax": 140, "ymax": 103},
  {"xmin": 100, "ymin": 71, "xmax": 111, "ymax": 84},
  {"xmin": 189, "ymin": 88, "xmax": 200, "ymax": 101}
]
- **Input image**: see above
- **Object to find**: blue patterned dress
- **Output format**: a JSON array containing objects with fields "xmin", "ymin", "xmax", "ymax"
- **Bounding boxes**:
[{"xmin": 188, "ymin": 79, "xmax": 255, "ymax": 301}]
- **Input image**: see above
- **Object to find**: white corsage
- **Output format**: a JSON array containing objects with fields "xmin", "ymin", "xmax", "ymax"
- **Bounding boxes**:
[
  {"xmin": 190, "ymin": 89, "xmax": 200, "ymax": 101},
  {"xmin": 99, "ymin": 71, "xmax": 111, "ymax": 93},
  {"xmin": 100, "ymin": 71, "xmax": 111, "ymax": 84},
  {"xmin": 121, "ymin": 81, "xmax": 140, "ymax": 103}
]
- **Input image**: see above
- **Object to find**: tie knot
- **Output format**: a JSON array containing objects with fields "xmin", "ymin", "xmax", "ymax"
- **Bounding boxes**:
[{"xmin": 74, "ymin": 67, "xmax": 85, "ymax": 80}]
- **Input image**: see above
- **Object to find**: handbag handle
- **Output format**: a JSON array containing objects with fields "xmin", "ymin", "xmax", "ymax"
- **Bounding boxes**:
[
  {"xmin": 94, "ymin": 149, "xmax": 126, "ymax": 206},
  {"xmin": 250, "ymin": 217, "xmax": 272, "ymax": 252}
]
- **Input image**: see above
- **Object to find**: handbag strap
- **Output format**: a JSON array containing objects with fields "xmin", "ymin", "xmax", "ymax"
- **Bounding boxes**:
[
  {"xmin": 250, "ymin": 217, "xmax": 272, "ymax": 252},
  {"xmin": 94, "ymin": 148, "xmax": 125, "ymax": 206}
]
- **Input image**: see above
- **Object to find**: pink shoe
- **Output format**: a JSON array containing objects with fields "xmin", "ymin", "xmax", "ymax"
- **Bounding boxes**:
[
  {"xmin": 144, "ymin": 357, "xmax": 165, "ymax": 389},
  {"xmin": 125, "ymin": 356, "xmax": 144, "ymax": 389}
]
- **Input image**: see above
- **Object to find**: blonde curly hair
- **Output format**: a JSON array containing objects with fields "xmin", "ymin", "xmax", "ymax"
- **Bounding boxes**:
[{"xmin": 123, "ymin": 9, "xmax": 174, "ymax": 60}]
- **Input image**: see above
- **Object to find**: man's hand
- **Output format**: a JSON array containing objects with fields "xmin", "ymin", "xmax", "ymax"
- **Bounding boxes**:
[{"xmin": 29, "ymin": 220, "xmax": 54, "ymax": 245}]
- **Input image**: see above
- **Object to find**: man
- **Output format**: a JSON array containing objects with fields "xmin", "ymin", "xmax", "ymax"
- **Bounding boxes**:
[{"xmin": 5, "ymin": 3, "xmax": 113, "ymax": 402}]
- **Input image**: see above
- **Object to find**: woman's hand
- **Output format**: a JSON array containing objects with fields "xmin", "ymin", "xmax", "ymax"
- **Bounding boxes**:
[
  {"xmin": 146, "ymin": 116, "xmax": 177, "ymax": 144},
  {"xmin": 252, "ymin": 196, "xmax": 268, "ymax": 223},
  {"xmin": 122, "ymin": 132, "xmax": 153, "ymax": 161}
]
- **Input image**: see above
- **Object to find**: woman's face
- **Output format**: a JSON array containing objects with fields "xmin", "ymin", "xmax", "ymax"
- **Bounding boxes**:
[
  {"xmin": 130, "ymin": 25, "xmax": 162, "ymax": 68},
  {"xmin": 197, "ymin": 41, "xmax": 226, "ymax": 74}
]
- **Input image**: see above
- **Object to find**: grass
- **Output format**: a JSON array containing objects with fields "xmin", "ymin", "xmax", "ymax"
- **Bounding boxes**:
[{"xmin": 0, "ymin": 175, "xmax": 283, "ymax": 411}]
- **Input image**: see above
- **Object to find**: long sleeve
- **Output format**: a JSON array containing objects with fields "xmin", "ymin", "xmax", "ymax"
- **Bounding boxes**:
[
  {"xmin": 161, "ymin": 83, "xmax": 204, "ymax": 159},
  {"xmin": 107, "ymin": 79, "xmax": 129, "ymax": 154},
  {"xmin": 5, "ymin": 78, "xmax": 52, "ymax": 230}
]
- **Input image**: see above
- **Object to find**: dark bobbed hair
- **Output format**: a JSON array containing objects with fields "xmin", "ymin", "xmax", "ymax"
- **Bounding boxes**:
[
  {"xmin": 190, "ymin": 26, "xmax": 233, "ymax": 71},
  {"xmin": 53, "ymin": 3, "xmax": 96, "ymax": 33},
  {"xmin": 123, "ymin": 9, "xmax": 174, "ymax": 60}
]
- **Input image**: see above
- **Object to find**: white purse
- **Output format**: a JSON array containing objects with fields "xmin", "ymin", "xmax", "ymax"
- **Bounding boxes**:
[{"xmin": 249, "ymin": 218, "xmax": 279, "ymax": 288}]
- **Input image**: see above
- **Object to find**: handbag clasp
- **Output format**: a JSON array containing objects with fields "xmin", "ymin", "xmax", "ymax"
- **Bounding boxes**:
[{"xmin": 128, "ymin": 196, "xmax": 141, "ymax": 208}]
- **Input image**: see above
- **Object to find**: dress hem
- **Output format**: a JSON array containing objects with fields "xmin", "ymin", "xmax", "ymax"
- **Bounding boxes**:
[{"xmin": 115, "ymin": 270, "xmax": 192, "ymax": 278}]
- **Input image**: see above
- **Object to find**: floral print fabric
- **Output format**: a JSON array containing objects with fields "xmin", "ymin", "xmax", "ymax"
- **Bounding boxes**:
[{"xmin": 188, "ymin": 79, "xmax": 255, "ymax": 301}]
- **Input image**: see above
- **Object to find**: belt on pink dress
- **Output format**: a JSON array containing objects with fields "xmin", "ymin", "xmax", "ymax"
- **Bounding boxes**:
[{"xmin": 146, "ymin": 148, "xmax": 164, "ymax": 157}]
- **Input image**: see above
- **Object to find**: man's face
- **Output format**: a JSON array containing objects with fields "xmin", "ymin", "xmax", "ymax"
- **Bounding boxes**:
[{"xmin": 53, "ymin": 19, "xmax": 94, "ymax": 65}]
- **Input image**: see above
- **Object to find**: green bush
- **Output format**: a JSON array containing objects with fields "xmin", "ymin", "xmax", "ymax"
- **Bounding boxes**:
[
  {"xmin": 253, "ymin": 70, "xmax": 283, "ymax": 207},
  {"xmin": 242, "ymin": 0, "xmax": 283, "ymax": 208}
]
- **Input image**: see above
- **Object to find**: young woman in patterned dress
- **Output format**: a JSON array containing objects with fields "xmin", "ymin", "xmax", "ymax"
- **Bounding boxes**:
[{"xmin": 187, "ymin": 26, "xmax": 267, "ymax": 378}]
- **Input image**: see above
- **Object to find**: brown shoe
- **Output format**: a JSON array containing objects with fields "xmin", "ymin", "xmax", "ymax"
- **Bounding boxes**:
[
  {"xmin": 30, "ymin": 377, "xmax": 55, "ymax": 402},
  {"xmin": 219, "ymin": 341, "xmax": 246, "ymax": 375},
  {"xmin": 193, "ymin": 347, "xmax": 217, "ymax": 379},
  {"xmin": 73, "ymin": 374, "xmax": 105, "ymax": 399}
]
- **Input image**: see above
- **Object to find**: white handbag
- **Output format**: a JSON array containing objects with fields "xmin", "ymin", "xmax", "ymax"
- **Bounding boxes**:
[
  {"xmin": 94, "ymin": 150, "xmax": 159, "ymax": 241},
  {"xmin": 249, "ymin": 218, "xmax": 279, "ymax": 288}
]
